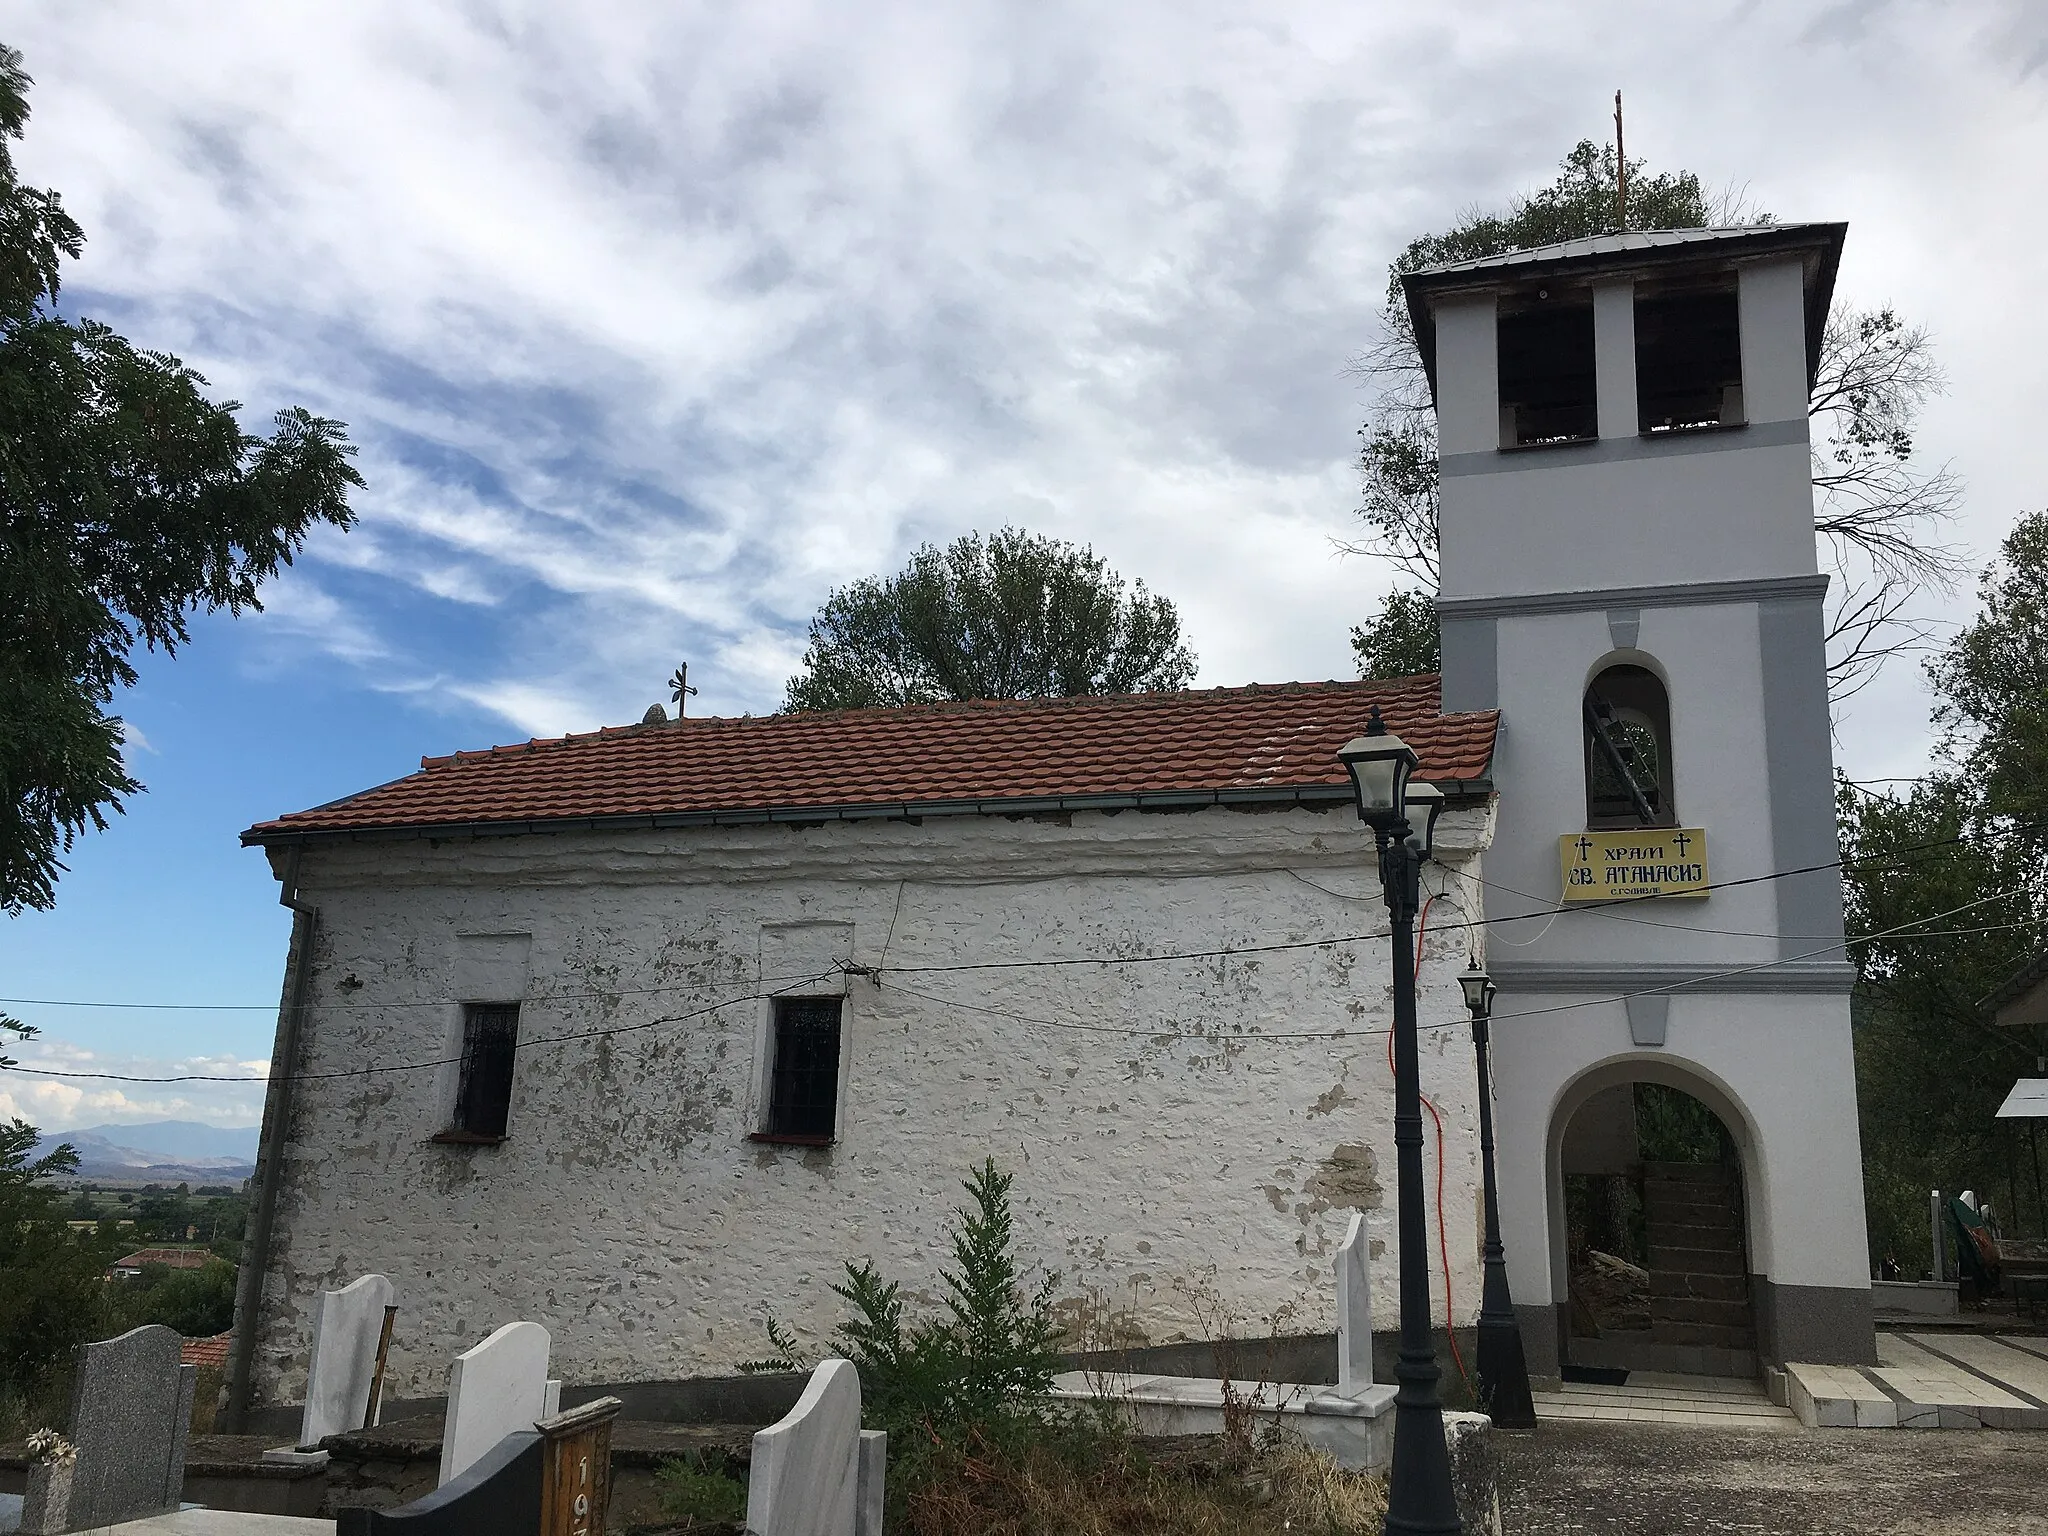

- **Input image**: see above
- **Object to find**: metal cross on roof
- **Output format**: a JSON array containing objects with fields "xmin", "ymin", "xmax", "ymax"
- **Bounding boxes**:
[{"xmin": 670, "ymin": 665, "xmax": 698, "ymax": 714}]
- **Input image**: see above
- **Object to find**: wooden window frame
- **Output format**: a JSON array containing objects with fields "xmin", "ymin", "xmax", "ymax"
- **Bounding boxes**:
[
  {"xmin": 753, "ymin": 996, "xmax": 844, "ymax": 1145},
  {"xmin": 436, "ymin": 1001, "xmax": 520, "ymax": 1145}
]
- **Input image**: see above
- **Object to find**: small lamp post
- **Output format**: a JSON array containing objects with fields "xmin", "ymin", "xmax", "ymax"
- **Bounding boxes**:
[
  {"xmin": 1337, "ymin": 706, "xmax": 1461, "ymax": 1536},
  {"xmin": 1458, "ymin": 962, "xmax": 1536, "ymax": 1429}
]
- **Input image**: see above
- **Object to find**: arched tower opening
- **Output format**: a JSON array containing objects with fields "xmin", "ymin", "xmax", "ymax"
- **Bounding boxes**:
[{"xmin": 1556, "ymin": 1075, "xmax": 1759, "ymax": 1377}]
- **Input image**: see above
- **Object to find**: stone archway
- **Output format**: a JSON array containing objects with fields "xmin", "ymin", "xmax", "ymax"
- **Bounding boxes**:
[{"xmin": 1549, "ymin": 1063, "xmax": 1763, "ymax": 1378}]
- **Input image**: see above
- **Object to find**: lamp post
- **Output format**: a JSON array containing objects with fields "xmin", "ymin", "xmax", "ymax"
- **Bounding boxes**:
[
  {"xmin": 1458, "ymin": 963, "xmax": 1536, "ymax": 1430},
  {"xmin": 1338, "ymin": 706, "xmax": 1461, "ymax": 1536}
]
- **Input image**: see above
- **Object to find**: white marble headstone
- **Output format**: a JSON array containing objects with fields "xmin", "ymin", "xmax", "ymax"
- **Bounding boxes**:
[
  {"xmin": 1337, "ymin": 1211, "xmax": 1374, "ymax": 1397},
  {"xmin": 746, "ymin": 1358, "xmax": 863, "ymax": 1536},
  {"xmin": 298, "ymin": 1273, "xmax": 396, "ymax": 1450},
  {"xmin": 438, "ymin": 1321, "xmax": 552, "ymax": 1487}
]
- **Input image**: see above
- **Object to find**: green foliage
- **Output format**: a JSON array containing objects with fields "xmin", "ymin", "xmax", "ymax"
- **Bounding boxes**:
[
  {"xmin": 0, "ymin": 44, "xmax": 363, "ymax": 911},
  {"xmin": 1928, "ymin": 510, "xmax": 2048, "ymax": 847},
  {"xmin": 113, "ymin": 1258, "xmax": 238, "ymax": 1338},
  {"xmin": 1633, "ymin": 1084, "xmax": 1731, "ymax": 1166},
  {"xmin": 0, "ymin": 1118, "xmax": 120, "ymax": 1393},
  {"xmin": 782, "ymin": 528, "xmax": 1196, "ymax": 712},
  {"xmin": 1840, "ymin": 511, "xmax": 2048, "ymax": 1269},
  {"xmin": 748, "ymin": 1161, "xmax": 1066, "ymax": 1519},
  {"xmin": 654, "ymin": 1451, "xmax": 748, "ymax": 1525},
  {"xmin": 1390, "ymin": 140, "xmax": 1715, "ymax": 291},
  {"xmin": 1349, "ymin": 588, "xmax": 1439, "ymax": 680}
]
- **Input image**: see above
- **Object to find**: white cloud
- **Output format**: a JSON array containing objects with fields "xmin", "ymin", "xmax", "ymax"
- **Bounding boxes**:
[
  {"xmin": 0, "ymin": 1037, "xmax": 267, "ymax": 1131},
  {"xmin": 1, "ymin": 0, "xmax": 2040, "ymax": 771}
]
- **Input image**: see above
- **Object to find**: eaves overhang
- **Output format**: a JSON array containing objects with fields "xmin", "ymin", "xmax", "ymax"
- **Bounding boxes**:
[
  {"xmin": 241, "ymin": 775, "xmax": 1495, "ymax": 850},
  {"xmin": 1400, "ymin": 222, "xmax": 1848, "ymax": 404}
]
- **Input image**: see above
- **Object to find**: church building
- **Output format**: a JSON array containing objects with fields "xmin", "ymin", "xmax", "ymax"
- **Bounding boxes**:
[{"xmin": 228, "ymin": 221, "xmax": 1875, "ymax": 1424}]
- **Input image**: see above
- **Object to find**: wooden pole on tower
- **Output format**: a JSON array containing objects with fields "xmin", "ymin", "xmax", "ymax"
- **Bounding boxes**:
[{"xmin": 1614, "ymin": 91, "xmax": 1628, "ymax": 229}]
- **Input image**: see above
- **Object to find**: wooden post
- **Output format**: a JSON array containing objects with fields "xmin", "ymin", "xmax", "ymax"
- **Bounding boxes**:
[
  {"xmin": 363, "ymin": 1306, "xmax": 397, "ymax": 1430},
  {"xmin": 1614, "ymin": 90, "xmax": 1628, "ymax": 229},
  {"xmin": 538, "ymin": 1396, "xmax": 622, "ymax": 1536}
]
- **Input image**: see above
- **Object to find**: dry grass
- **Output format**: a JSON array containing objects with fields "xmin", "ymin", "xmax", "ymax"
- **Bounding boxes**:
[{"xmin": 897, "ymin": 1427, "xmax": 1387, "ymax": 1536}]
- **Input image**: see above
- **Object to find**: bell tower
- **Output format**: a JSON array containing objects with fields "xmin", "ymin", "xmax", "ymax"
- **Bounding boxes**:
[{"xmin": 1403, "ymin": 226, "xmax": 1876, "ymax": 1375}]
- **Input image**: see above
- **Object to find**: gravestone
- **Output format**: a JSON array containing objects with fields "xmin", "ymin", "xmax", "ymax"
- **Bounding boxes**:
[
  {"xmin": 283, "ymin": 1274, "xmax": 397, "ymax": 1458},
  {"xmin": 747, "ymin": 1358, "xmax": 886, "ymax": 1536},
  {"xmin": 20, "ymin": 1324, "xmax": 196, "ymax": 1534},
  {"xmin": 337, "ymin": 1396, "xmax": 622, "ymax": 1536},
  {"xmin": 1336, "ymin": 1211, "xmax": 1374, "ymax": 1397},
  {"xmin": 440, "ymin": 1321, "xmax": 553, "ymax": 1486}
]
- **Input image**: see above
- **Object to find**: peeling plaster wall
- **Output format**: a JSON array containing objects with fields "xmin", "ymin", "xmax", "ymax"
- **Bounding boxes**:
[{"xmin": 247, "ymin": 801, "xmax": 1491, "ymax": 1409}]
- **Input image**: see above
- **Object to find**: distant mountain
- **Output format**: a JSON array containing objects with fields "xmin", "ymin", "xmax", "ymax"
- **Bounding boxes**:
[
  {"xmin": 33, "ymin": 1122, "xmax": 257, "ymax": 1183},
  {"xmin": 60, "ymin": 1121, "xmax": 260, "ymax": 1163}
]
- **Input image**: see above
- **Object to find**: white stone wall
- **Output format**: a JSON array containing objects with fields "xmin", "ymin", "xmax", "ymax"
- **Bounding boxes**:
[{"xmin": 248, "ymin": 801, "xmax": 1493, "ymax": 1408}]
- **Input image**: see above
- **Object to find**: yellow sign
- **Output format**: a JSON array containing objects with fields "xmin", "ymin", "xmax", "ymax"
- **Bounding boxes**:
[{"xmin": 1560, "ymin": 829, "xmax": 1709, "ymax": 901}]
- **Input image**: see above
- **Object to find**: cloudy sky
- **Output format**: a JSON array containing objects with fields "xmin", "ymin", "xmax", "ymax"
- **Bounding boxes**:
[{"xmin": 0, "ymin": 1, "xmax": 2042, "ymax": 1128}]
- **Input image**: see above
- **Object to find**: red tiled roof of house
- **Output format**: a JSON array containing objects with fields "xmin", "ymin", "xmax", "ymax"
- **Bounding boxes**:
[
  {"xmin": 113, "ymin": 1247, "xmax": 212, "ymax": 1271},
  {"xmin": 181, "ymin": 1332, "xmax": 232, "ymax": 1369},
  {"xmin": 245, "ymin": 676, "xmax": 1496, "ymax": 841}
]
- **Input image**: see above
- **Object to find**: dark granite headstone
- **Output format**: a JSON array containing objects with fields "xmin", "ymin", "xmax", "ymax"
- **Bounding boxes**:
[
  {"xmin": 337, "ymin": 1428, "xmax": 542, "ymax": 1536},
  {"xmin": 22, "ymin": 1323, "xmax": 195, "ymax": 1533}
]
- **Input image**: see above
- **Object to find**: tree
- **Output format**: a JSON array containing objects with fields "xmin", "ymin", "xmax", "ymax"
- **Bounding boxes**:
[
  {"xmin": 1350, "ymin": 585, "xmax": 1440, "ymax": 680},
  {"xmin": 0, "ymin": 1120, "xmax": 120, "ymax": 1392},
  {"xmin": 0, "ymin": 44, "xmax": 362, "ymax": 912},
  {"xmin": 1347, "ymin": 140, "xmax": 1960, "ymax": 700},
  {"xmin": 114, "ymin": 1257, "xmax": 238, "ymax": 1338},
  {"xmin": 1841, "ymin": 510, "xmax": 2048, "ymax": 1270},
  {"xmin": 782, "ymin": 528, "xmax": 1196, "ymax": 712}
]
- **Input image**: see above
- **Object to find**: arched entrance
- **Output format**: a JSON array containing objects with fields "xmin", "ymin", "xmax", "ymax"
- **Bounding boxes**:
[{"xmin": 1554, "ymin": 1073, "xmax": 1760, "ymax": 1377}]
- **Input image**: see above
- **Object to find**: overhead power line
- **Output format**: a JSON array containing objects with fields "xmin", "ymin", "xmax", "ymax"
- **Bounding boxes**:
[
  {"xmin": 6, "ymin": 887, "xmax": 2039, "ymax": 1084},
  {"xmin": 0, "ymin": 825, "xmax": 2027, "ymax": 1014}
]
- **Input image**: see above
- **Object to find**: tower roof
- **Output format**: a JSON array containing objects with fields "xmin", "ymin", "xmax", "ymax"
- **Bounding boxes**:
[{"xmin": 1400, "ymin": 222, "xmax": 1847, "ymax": 396}]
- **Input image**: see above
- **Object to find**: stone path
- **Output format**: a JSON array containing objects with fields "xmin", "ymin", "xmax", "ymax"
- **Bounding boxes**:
[
  {"xmin": 1787, "ymin": 1331, "xmax": 2048, "ymax": 1429},
  {"xmin": 1499, "ymin": 1419, "xmax": 2048, "ymax": 1535},
  {"xmin": 1534, "ymin": 1370, "xmax": 1797, "ymax": 1428}
]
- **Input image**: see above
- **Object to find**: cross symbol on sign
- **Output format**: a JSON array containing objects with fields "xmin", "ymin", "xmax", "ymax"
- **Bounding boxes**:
[
  {"xmin": 1574, "ymin": 836, "xmax": 1593, "ymax": 859},
  {"xmin": 1673, "ymin": 832, "xmax": 1692, "ymax": 855}
]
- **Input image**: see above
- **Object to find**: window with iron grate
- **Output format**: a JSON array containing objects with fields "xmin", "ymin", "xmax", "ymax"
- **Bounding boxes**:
[
  {"xmin": 448, "ymin": 1002, "xmax": 520, "ymax": 1141},
  {"xmin": 763, "ymin": 997, "xmax": 843, "ymax": 1143}
]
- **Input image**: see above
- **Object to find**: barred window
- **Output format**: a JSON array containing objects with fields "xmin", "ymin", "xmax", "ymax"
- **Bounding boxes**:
[
  {"xmin": 451, "ymin": 1002, "xmax": 520, "ymax": 1140},
  {"xmin": 765, "ymin": 997, "xmax": 843, "ymax": 1143}
]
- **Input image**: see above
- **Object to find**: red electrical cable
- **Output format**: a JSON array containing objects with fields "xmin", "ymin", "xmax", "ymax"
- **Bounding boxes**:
[{"xmin": 1393, "ymin": 893, "xmax": 1472, "ymax": 1392}]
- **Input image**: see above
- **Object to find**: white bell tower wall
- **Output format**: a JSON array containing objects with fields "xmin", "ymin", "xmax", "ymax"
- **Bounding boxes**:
[{"xmin": 1405, "ymin": 226, "xmax": 1874, "ymax": 1375}]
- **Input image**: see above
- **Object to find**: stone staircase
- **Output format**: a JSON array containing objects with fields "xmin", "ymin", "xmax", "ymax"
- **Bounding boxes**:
[{"xmin": 1645, "ymin": 1160, "xmax": 1757, "ymax": 1360}]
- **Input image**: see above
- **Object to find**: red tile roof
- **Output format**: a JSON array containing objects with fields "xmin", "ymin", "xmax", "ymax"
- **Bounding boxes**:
[
  {"xmin": 112, "ymin": 1247, "xmax": 212, "ymax": 1271},
  {"xmin": 246, "ymin": 676, "xmax": 1496, "ymax": 842},
  {"xmin": 181, "ymin": 1332, "xmax": 232, "ymax": 1369}
]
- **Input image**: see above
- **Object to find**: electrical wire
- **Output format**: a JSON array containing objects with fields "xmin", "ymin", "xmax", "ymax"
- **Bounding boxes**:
[
  {"xmin": 0, "ymin": 971, "xmax": 842, "ymax": 1085},
  {"xmin": 3, "ymin": 825, "xmax": 2022, "ymax": 1015},
  {"xmin": 1404, "ymin": 894, "xmax": 1470, "ymax": 1391},
  {"xmin": 6, "ymin": 895, "xmax": 2036, "ymax": 1082}
]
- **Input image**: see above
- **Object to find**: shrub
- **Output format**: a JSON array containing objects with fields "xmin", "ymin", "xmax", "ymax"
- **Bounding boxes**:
[
  {"xmin": 745, "ymin": 1160, "xmax": 1068, "ymax": 1522},
  {"xmin": 654, "ymin": 1451, "xmax": 747, "ymax": 1526}
]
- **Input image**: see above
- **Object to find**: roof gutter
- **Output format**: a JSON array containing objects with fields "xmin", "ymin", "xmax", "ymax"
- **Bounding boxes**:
[
  {"xmin": 223, "ymin": 844, "xmax": 317, "ymax": 1434},
  {"xmin": 243, "ymin": 778, "xmax": 1496, "ymax": 848}
]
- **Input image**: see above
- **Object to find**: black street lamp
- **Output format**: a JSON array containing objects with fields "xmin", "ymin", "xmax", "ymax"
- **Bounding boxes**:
[
  {"xmin": 1338, "ymin": 706, "xmax": 1462, "ymax": 1536},
  {"xmin": 1458, "ymin": 962, "xmax": 1536, "ymax": 1430}
]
